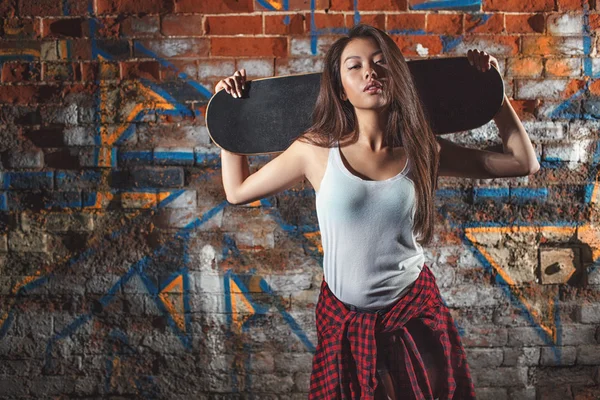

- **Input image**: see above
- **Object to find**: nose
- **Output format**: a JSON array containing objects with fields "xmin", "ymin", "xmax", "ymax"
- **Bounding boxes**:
[{"xmin": 365, "ymin": 68, "xmax": 377, "ymax": 79}]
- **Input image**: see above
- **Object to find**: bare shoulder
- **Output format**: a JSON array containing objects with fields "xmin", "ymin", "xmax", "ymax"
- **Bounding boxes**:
[{"xmin": 294, "ymin": 132, "xmax": 330, "ymax": 190}]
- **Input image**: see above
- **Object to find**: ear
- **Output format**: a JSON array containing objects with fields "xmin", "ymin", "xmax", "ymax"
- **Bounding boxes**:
[{"xmin": 340, "ymin": 90, "xmax": 347, "ymax": 101}]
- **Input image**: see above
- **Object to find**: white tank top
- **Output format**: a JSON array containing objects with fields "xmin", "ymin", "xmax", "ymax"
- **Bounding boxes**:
[{"xmin": 315, "ymin": 140, "xmax": 425, "ymax": 310}]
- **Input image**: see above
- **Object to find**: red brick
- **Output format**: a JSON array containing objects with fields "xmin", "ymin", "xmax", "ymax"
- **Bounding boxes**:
[
  {"xmin": 63, "ymin": 0, "xmax": 90, "ymax": 15},
  {"xmin": 85, "ymin": 17, "xmax": 121, "ymax": 38},
  {"xmin": 392, "ymin": 35, "xmax": 443, "ymax": 58},
  {"xmin": 330, "ymin": 0, "xmax": 354, "ymax": 11},
  {"xmin": 2, "ymin": 18, "xmax": 39, "ymax": 39},
  {"xmin": 161, "ymin": 14, "xmax": 205, "ymax": 36},
  {"xmin": 0, "ymin": 85, "xmax": 39, "ymax": 104},
  {"xmin": 359, "ymin": 0, "xmax": 407, "ymax": 11},
  {"xmin": 1, "ymin": 62, "xmax": 41, "ymax": 82},
  {"xmin": 522, "ymin": 36, "xmax": 580, "ymax": 55},
  {"xmin": 557, "ymin": 0, "xmax": 593, "ymax": 10},
  {"xmin": 427, "ymin": 13, "xmax": 462, "ymax": 35},
  {"xmin": 120, "ymin": 61, "xmax": 160, "ymax": 80},
  {"xmin": 484, "ymin": 0, "xmax": 554, "ymax": 12},
  {"xmin": 563, "ymin": 79, "xmax": 587, "ymax": 98},
  {"xmin": 589, "ymin": 13, "xmax": 600, "ymax": 31},
  {"xmin": 18, "ymin": 0, "xmax": 62, "ymax": 16},
  {"xmin": 311, "ymin": 12, "xmax": 346, "ymax": 30},
  {"xmin": 211, "ymin": 37, "xmax": 287, "ymax": 57},
  {"xmin": 96, "ymin": 0, "xmax": 175, "ymax": 14},
  {"xmin": 42, "ymin": 18, "xmax": 84, "ymax": 38},
  {"xmin": 387, "ymin": 13, "xmax": 425, "ymax": 32},
  {"xmin": 70, "ymin": 39, "xmax": 93, "ymax": 59},
  {"xmin": 505, "ymin": 13, "xmax": 545, "ymax": 33},
  {"xmin": 265, "ymin": 14, "xmax": 305, "ymax": 35},
  {"xmin": 590, "ymin": 79, "xmax": 600, "ymax": 97},
  {"xmin": 175, "ymin": 0, "xmax": 254, "ymax": 13},
  {"xmin": 545, "ymin": 58, "xmax": 581, "ymax": 77},
  {"xmin": 464, "ymin": 13, "xmax": 504, "ymax": 34},
  {"xmin": 506, "ymin": 57, "xmax": 544, "ymax": 77},
  {"xmin": 347, "ymin": 14, "xmax": 386, "ymax": 31},
  {"xmin": 508, "ymin": 99, "xmax": 538, "ymax": 121},
  {"xmin": 204, "ymin": 15, "xmax": 262, "ymax": 35}
]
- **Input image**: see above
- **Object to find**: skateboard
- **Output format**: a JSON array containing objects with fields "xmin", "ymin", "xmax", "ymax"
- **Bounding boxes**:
[{"xmin": 205, "ymin": 57, "xmax": 504, "ymax": 155}]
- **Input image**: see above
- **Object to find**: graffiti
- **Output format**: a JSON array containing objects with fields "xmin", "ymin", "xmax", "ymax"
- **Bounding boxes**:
[{"xmin": 0, "ymin": 0, "xmax": 598, "ymax": 394}]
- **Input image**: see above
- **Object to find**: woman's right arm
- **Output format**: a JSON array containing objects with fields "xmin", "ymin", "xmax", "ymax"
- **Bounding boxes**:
[{"xmin": 215, "ymin": 69, "xmax": 307, "ymax": 205}]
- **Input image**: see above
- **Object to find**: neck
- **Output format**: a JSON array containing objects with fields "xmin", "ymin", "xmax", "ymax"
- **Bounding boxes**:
[{"xmin": 353, "ymin": 107, "xmax": 391, "ymax": 152}]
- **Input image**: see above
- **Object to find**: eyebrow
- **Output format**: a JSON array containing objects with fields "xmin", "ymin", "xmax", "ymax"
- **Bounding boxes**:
[{"xmin": 344, "ymin": 49, "xmax": 383, "ymax": 63}]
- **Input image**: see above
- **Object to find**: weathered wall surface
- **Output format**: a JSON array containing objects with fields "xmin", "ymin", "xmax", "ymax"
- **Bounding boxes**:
[{"xmin": 0, "ymin": 0, "xmax": 599, "ymax": 398}]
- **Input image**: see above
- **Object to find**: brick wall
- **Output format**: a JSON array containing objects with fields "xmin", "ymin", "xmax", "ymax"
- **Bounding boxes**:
[{"xmin": 0, "ymin": 0, "xmax": 599, "ymax": 398}]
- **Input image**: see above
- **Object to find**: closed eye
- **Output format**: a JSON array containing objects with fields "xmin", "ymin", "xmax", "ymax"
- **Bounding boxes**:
[{"xmin": 349, "ymin": 60, "xmax": 385, "ymax": 69}]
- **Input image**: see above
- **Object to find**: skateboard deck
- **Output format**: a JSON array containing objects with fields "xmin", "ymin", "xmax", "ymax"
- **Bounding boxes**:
[{"xmin": 205, "ymin": 57, "xmax": 504, "ymax": 155}]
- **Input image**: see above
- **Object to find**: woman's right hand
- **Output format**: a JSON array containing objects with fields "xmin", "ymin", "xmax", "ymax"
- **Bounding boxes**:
[{"xmin": 215, "ymin": 69, "xmax": 247, "ymax": 98}]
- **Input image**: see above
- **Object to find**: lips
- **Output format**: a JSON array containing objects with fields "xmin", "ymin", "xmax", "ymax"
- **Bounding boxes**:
[{"xmin": 363, "ymin": 80, "xmax": 382, "ymax": 91}]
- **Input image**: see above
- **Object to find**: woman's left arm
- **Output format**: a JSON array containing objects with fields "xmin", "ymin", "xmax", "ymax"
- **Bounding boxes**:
[
  {"xmin": 492, "ymin": 92, "xmax": 540, "ymax": 175},
  {"xmin": 436, "ymin": 49, "xmax": 541, "ymax": 179}
]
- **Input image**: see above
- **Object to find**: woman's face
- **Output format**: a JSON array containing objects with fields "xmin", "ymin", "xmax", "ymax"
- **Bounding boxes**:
[{"xmin": 339, "ymin": 37, "xmax": 389, "ymax": 110}]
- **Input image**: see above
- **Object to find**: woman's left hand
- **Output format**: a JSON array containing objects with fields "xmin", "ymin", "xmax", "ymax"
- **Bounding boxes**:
[{"xmin": 467, "ymin": 49, "xmax": 500, "ymax": 74}]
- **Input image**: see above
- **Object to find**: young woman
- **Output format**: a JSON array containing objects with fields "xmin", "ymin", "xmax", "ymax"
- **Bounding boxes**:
[{"xmin": 216, "ymin": 24, "xmax": 539, "ymax": 400}]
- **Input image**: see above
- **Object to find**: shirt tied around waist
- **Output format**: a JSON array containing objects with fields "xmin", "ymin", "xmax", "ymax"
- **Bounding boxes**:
[{"xmin": 308, "ymin": 264, "xmax": 476, "ymax": 400}]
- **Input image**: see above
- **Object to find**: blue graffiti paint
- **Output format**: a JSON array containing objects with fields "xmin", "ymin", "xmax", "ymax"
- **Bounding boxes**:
[
  {"xmin": 44, "ymin": 195, "xmax": 82, "ymax": 209},
  {"xmin": 411, "ymin": 0, "xmax": 481, "ymax": 10},
  {"xmin": 582, "ymin": 2, "xmax": 597, "ymax": 78},
  {"xmin": 441, "ymin": 35, "xmax": 464, "ymax": 53},
  {"xmin": 91, "ymin": 147, "xmax": 118, "ymax": 167},
  {"xmin": 309, "ymin": 0, "xmax": 351, "ymax": 55},
  {"xmin": 473, "ymin": 187, "xmax": 510, "ymax": 198},
  {"xmin": 134, "ymin": 42, "xmax": 212, "ymax": 98},
  {"xmin": 138, "ymin": 77, "xmax": 195, "ymax": 118},
  {"xmin": 510, "ymin": 187, "xmax": 548, "ymax": 201},
  {"xmin": 118, "ymin": 150, "xmax": 153, "ymax": 164},
  {"xmin": 0, "ymin": 192, "xmax": 6, "ymax": 211},
  {"xmin": 222, "ymin": 234, "xmax": 242, "ymax": 261},
  {"xmin": 436, "ymin": 188, "xmax": 467, "ymax": 198},
  {"xmin": 158, "ymin": 189, "xmax": 187, "ymax": 208},
  {"xmin": 388, "ymin": 28, "xmax": 427, "ymax": 35},
  {"xmin": 353, "ymin": 0, "xmax": 360, "ymax": 26},
  {"xmin": 194, "ymin": 152, "xmax": 220, "ymax": 167},
  {"xmin": 154, "ymin": 150, "xmax": 195, "ymax": 165},
  {"xmin": 62, "ymin": 0, "xmax": 70, "ymax": 16},
  {"xmin": 56, "ymin": 170, "xmax": 103, "ymax": 187},
  {"xmin": 2, "ymin": 171, "xmax": 53, "ymax": 190}
]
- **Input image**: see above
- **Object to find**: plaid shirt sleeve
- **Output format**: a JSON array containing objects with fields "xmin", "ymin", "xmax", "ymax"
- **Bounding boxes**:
[{"xmin": 309, "ymin": 264, "xmax": 477, "ymax": 400}]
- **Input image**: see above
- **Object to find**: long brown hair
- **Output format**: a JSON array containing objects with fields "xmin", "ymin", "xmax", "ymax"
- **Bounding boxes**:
[{"xmin": 296, "ymin": 23, "xmax": 439, "ymax": 246}]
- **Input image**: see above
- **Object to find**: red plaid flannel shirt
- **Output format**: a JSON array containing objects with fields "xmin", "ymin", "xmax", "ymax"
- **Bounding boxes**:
[{"xmin": 309, "ymin": 264, "xmax": 476, "ymax": 399}]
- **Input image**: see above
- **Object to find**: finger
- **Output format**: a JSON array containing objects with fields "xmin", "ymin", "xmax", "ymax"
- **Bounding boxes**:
[
  {"xmin": 231, "ymin": 74, "xmax": 242, "ymax": 97},
  {"xmin": 217, "ymin": 80, "xmax": 231, "ymax": 93},
  {"xmin": 482, "ymin": 54, "xmax": 491, "ymax": 71},
  {"xmin": 240, "ymin": 69, "xmax": 246, "ymax": 89},
  {"xmin": 225, "ymin": 77, "xmax": 236, "ymax": 96}
]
